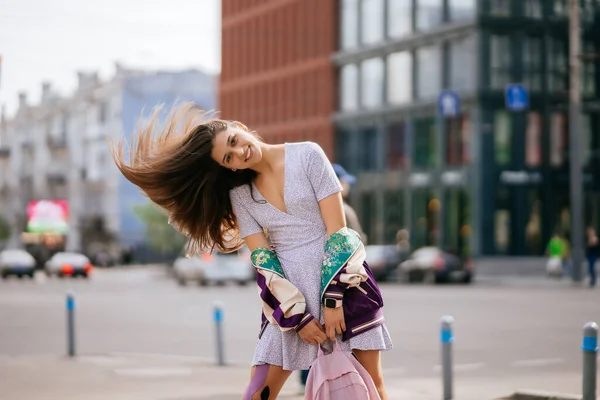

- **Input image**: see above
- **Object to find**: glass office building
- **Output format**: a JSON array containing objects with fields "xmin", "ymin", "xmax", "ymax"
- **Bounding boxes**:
[{"xmin": 334, "ymin": 0, "xmax": 600, "ymax": 256}]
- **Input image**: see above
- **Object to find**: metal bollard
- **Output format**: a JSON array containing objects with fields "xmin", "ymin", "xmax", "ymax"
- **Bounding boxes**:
[
  {"xmin": 582, "ymin": 322, "xmax": 598, "ymax": 400},
  {"xmin": 441, "ymin": 316, "xmax": 454, "ymax": 400},
  {"xmin": 214, "ymin": 301, "xmax": 225, "ymax": 366},
  {"xmin": 66, "ymin": 291, "xmax": 76, "ymax": 357}
]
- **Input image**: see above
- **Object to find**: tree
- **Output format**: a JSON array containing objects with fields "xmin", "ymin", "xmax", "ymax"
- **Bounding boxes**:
[
  {"xmin": 0, "ymin": 215, "xmax": 10, "ymax": 241},
  {"xmin": 133, "ymin": 201, "xmax": 186, "ymax": 254}
]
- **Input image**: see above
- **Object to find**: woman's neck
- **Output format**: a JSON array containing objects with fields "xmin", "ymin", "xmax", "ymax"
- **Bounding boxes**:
[{"xmin": 251, "ymin": 143, "xmax": 284, "ymax": 175}]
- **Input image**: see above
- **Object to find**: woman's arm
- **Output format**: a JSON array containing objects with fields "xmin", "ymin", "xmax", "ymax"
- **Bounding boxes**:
[{"xmin": 317, "ymin": 192, "xmax": 346, "ymax": 236}]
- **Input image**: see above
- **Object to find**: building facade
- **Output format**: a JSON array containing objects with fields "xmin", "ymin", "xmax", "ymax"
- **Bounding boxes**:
[
  {"xmin": 219, "ymin": 0, "xmax": 338, "ymax": 156},
  {"xmin": 0, "ymin": 66, "xmax": 215, "ymax": 257},
  {"xmin": 334, "ymin": 0, "xmax": 600, "ymax": 257}
]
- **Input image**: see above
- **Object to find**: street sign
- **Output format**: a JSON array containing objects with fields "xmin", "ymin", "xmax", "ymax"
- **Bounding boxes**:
[
  {"xmin": 437, "ymin": 90, "xmax": 460, "ymax": 117},
  {"xmin": 505, "ymin": 84, "xmax": 529, "ymax": 111}
]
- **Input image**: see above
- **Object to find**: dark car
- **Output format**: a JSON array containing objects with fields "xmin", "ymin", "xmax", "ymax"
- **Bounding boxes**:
[
  {"xmin": 398, "ymin": 247, "xmax": 473, "ymax": 284},
  {"xmin": 365, "ymin": 245, "xmax": 408, "ymax": 282}
]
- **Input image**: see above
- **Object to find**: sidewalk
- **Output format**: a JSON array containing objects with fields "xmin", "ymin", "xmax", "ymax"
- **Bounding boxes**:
[{"xmin": 0, "ymin": 352, "xmax": 586, "ymax": 400}]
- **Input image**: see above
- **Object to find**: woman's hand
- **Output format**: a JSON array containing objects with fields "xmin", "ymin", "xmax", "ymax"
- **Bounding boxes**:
[
  {"xmin": 298, "ymin": 319, "xmax": 327, "ymax": 345},
  {"xmin": 324, "ymin": 307, "xmax": 346, "ymax": 340}
]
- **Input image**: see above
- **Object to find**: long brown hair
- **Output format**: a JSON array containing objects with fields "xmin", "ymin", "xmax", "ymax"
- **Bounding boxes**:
[{"xmin": 109, "ymin": 103, "xmax": 257, "ymax": 255}]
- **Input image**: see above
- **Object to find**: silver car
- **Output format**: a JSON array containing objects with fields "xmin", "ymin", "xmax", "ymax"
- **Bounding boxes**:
[
  {"xmin": 173, "ymin": 247, "xmax": 253, "ymax": 286},
  {"xmin": 0, "ymin": 249, "xmax": 36, "ymax": 279},
  {"xmin": 44, "ymin": 252, "xmax": 93, "ymax": 278}
]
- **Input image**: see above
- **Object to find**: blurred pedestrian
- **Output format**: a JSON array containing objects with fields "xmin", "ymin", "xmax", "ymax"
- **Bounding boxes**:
[
  {"xmin": 109, "ymin": 104, "xmax": 392, "ymax": 400},
  {"xmin": 546, "ymin": 232, "xmax": 567, "ymax": 277},
  {"xmin": 586, "ymin": 227, "xmax": 599, "ymax": 287}
]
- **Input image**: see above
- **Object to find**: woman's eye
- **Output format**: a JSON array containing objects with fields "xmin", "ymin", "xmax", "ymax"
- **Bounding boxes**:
[
  {"xmin": 231, "ymin": 136, "xmax": 237, "ymax": 146},
  {"xmin": 225, "ymin": 155, "xmax": 231, "ymax": 163}
]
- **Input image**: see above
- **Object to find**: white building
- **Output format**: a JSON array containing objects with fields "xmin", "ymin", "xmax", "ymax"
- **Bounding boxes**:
[{"xmin": 0, "ymin": 65, "xmax": 216, "ymax": 257}]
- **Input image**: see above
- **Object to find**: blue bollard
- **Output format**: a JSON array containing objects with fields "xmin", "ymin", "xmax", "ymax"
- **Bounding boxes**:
[
  {"xmin": 582, "ymin": 322, "xmax": 598, "ymax": 400},
  {"xmin": 66, "ymin": 291, "xmax": 75, "ymax": 357},
  {"xmin": 441, "ymin": 316, "xmax": 454, "ymax": 400},
  {"xmin": 214, "ymin": 301, "xmax": 225, "ymax": 366}
]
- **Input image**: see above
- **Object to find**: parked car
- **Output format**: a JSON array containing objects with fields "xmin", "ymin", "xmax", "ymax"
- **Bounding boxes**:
[
  {"xmin": 398, "ymin": 247, "xmax": 473, "ymax": 284},
  {"xmin": 0, "ymin": 249, "xmax": 37, "ymax": 279},
  {"xmin": 173, "ymin": 247, "xmax": 253, "ymax": 286},
  {"xmin": 44, "ymin": 252, "xmax": 94, "ymax": 278},
  {"xmin": 364, "ymin": 245, "xmax": 408, "ymax": 282}
]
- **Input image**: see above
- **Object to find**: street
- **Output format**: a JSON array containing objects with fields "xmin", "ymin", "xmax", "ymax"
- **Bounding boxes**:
[{"xmin": 0, "ymin": 266, "xmax": 599, "ymax": 399}]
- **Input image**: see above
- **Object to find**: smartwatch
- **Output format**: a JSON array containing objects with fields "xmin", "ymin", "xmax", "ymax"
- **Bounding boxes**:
[{"xmin": 324, "ymin": 298, "xmax": 343, "ymax": 309}]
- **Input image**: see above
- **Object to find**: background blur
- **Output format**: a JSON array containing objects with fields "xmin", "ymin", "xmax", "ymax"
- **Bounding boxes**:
[{"xmin": 1, "ymin": 1, "xmax": 600, "ymax": 399}]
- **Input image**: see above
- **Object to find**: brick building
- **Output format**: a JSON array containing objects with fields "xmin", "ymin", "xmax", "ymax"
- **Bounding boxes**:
[{"xmin": 219, "ymin": 0, "xmax": 338, "ymax": 156}]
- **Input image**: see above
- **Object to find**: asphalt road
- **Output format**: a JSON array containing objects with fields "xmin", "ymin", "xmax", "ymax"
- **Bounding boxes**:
[{"xmin": 0, "ymin": 266, "xmax": 599, "ymax": 398}]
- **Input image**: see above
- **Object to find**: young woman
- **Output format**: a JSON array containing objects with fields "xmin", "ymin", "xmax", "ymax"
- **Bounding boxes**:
[{"xmin": 110, "ymin": 104, "xmax": 393, "ymax": 399}]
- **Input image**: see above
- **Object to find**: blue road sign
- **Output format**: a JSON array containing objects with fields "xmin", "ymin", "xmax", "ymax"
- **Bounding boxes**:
[
  {"xmin": 438, "ymin": 90, "xmax": 460, "ymax": 117},
  {"xmin": 505, "ymin": 84, "xmax": 529, "ymax": 111}
]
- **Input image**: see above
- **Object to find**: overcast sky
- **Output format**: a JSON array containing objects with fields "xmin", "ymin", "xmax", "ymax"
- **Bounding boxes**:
[{"xmin": 0, "ymin": 0, "xmax": 221, "ymax": 117}]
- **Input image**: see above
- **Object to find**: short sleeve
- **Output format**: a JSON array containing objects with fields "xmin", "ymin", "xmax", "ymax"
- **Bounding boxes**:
[
  {"xmin": 305, "ymin": 142, "xmax": 343, "ymax": 201},
  {"xmin": 230, "ymin": 189, "xmax": 263, "ymax": 239}
]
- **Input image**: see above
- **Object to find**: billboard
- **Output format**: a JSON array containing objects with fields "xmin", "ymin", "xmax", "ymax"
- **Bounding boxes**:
[{"xmin": 26, "ymin": 200, "xmax": 69, "ymax": 234}]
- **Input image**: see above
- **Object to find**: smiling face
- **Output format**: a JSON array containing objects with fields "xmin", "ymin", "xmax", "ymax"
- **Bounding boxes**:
[{"xmin": 210, "ymin": 122, "xmax": 263, "ymax": 170}]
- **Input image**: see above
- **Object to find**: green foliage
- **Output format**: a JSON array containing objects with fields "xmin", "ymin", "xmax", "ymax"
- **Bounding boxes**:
[
  {"xmin": 132, "ymin": 201, "xmax": 186, "ymax": 254},
  {"xmin": 0, "ymin": 215, "xmax": 10, "ymax": 241}
]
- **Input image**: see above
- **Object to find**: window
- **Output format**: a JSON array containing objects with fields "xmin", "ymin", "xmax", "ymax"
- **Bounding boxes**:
[
  {"xmin": 340, "ymin": 64, "xmax": 359, "ymax": 111},
  {"xmin": 388, "ymin": 0, "xmax": 412, "ymax": 38},
  {"xmin": 361, "ymin": 58, "xmax": 384, "ymax": 108},
  {"xmin": 550, "ymin": 112, "xmax": 567, "ymax": 167},
  {"xmin": 414, "ymin": 117, "xmax": 437, "ymax": 167},
  {"xmin": 444, "ymin": 189, "xmax": 470, "ymax": 258},
  {"xmin": 416, "ymin": 0, "xmax": 442, "ymax": 31},
  {"xmin": 387, "ymin": 51, "xmax": 413, "ymax": 104},
  {"xmin": 525, "ymin": 112, "xmax": 542, "ymax": 167},
  {"xmin": 582, "ymin": 114, "xmax": 593, "ymax": 165},
  {"xmin": 490, "ymin": 34, "xmax": 511, "ymax": 89},
  {"xmin": 495, "ymin": 188, "xmax": 512, "ymax": 254},
  {"xmin": 525, "ymin": 189, "xmax": 543, "ymax": 255},
  {"xmin": 387, "ymin": 122, "xmax": 406, "ymax": 168},
  {"xmin": 335, "ymin": 127, "xmax": 353, "ymax": 168},
  {"xmin": 413, "ymin": 189, "xmax": 439, "ymax": 248},
  {"xmin": 547, "ymin": 37, "xmax": 568, "ymax": 93},
  {"xmin": 583, "ymin": 42, "xmax": 597, "ymax": 98},
  {"xmin": 494, "ymin": 111, "xmax": 512, "ymax": 165},
  {"xmin": 446, "ymin": 113, "xmax": 471, "ymax": 165},
  {"xmin": 524, "ymin": 0, "xmax": 542, "ymax": 19},
  {"xmin": 416, "ymin": 45, "xmax": 441, "ymax": 99},
  {"xmin": 357, "ymin": 126, "xmax": 378, "ymax": 171},
  {"xmin": 552, "ymin": 0, "xmax": 568, "ymax": 18},
  {"xmin": 360, "ymin": 192, "xmax": 375, "ymax": 243},
  {"xmin": 489, "ymin": 0, "xmax": 510, "ymax": 16},
  {"xmin": 450, "ymin": 35, "xmax": 476, "ymax": 92},
  {"xmin": 361, "ymin": 0, "xmax": 385, "ymax": 45},
  {"xmin": 449, "ymin": 0, "xmax": 476, "ymax": 21},
  {"xmin": 523, "ymin": 36, "xmax": 543, "ymax": 91},
  {"xmin": 341, "ymin": 0, "xmax": 359, "ymax": 49}
]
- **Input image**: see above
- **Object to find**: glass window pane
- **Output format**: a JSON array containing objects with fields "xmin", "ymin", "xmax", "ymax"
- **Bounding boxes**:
[
  {"xmin": 416, "ymin": 45, "xmax": 441, "ymax": 99},
  {"xmin": 416, "ymin": 0, "xmax": 442, "ymax": 31},
  {"xmin": 524, "ymin": 0, "xmax": 542, "ymax": 19},
  {"xmin": 495, "ymin": 188, "xmax": 512, "ymax": 254},
  {"xmin": 550, "ymin": 112, "xmax": 567, "ymax": 167},
  {"xmin": 341, "ymin": 0, "xmax": 359, "ymax": 49},
  {"xmin": 361, "ymin": 58, "xmax": 385, "ymax": 108},
  {"xmin": 583, "ymin": 43, "xmax": 596, "ymax": 98},
  {"xmin": 388, "ymin": 0, "xmax": 412, "ymax": 38},
  {"xmin": 523, "ymin": 36, "xmax": 542, "ymax": 91},
  {"xmin": 525, "ymin": 112, "xmax": 542, "ymax": 167},
  {"xmin": 413, "ymin": 189, "xmax": 438, "ymax": 248},
  {"xmin": 387, "ymin": 52, "xmax": 413, "ymax": 104},
  {"xmin": 449, "ymin": 0, "xmax": 476, "ymax": 21},
  {"xmin": 444, "ymin": 189, "xmax": 470, "ymax": 258},
  {"xmin": 340, "ymin": 64, "xmax": 359, "ymax": 111},
  {"xmin": 489, "ymin": 0, "xmax": 511, "ymax": 16},
  {"xmin": 414, "ymin": 117, "xmax": 437, "ymax": 167},
  {"xmin": 494, "ymin": 111, "xmax": 512, "ymax": 165},
  {"xmin": 387, "ymin": 122, "xmax": 406, "ymax": 168},
  {"xmin": 553, "ymin": 0, "xmax": 568, "ymax": 17},
  {"xmin": 446, "ymin": 113, "xmax": 471, "ymax": 165},
  {"xmin": 450, "ymin": 35, "xmax": 476, "ymax": 92},
  {"xmin": 548, "ymin": 37, "xmax": 568, "ymax": 93},
  {"xmin": 490, "ymin": 34, "xmax": 511, "ymax": 89},
  {"xmin": 525, "ymin": 190, "xmax": 543, "ymax": 255},
  {"xmin": 361, "ymin": 0, "xmax": 385, "ymax": 45},
  {"xmin": 358, "ymin": 126, "xmax": 378, "ymax": 171},
  {"xmin": 384, "ymin": 190, "xmax": 405, "ymax": 244}
]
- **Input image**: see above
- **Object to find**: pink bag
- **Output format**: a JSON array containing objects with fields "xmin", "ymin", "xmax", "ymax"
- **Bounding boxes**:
[{"xmin": 304, "ymin": 341, "xmax": 381, "ymax": 400}]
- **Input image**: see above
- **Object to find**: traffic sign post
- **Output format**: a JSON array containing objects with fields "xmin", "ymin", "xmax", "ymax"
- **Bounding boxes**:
[{"xmin": 505, "ymin": 84, "xmax": 529, "ymax": 111}]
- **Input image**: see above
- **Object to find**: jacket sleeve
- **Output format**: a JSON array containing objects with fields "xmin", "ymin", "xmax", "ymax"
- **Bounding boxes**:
[
  {"xmin": 321, "ymin": 227, "xmax": 369, "ymax": 304},
  {"xmin": 252, "ymin": 248, "xmax": 314, "ymax": 332}
]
